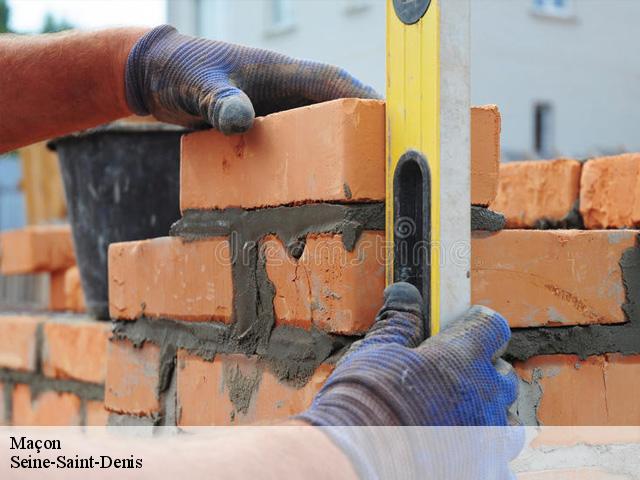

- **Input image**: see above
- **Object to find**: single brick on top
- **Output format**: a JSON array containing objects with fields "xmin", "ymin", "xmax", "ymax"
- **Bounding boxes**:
[
  {"xmin": 471, "ymin": 229, "xmax": 635, "ymax": 328},
  {"xmin": 490, "ymin": 158, "xmax": 582, "ymax": 228},
  {"xmin": 181, "ymin": 99, "xmax": 386, "ymax": 211},
  {"xmin": 180, "ymin": 100, "xmax": 502, "ymax": 210},
  {"xmin": 580, "ymin": 153, "xmax": 640, "ymax": 229},
  {"xmin": 108, "ymin": 236, "xmax": 233, "ymax": 322}
]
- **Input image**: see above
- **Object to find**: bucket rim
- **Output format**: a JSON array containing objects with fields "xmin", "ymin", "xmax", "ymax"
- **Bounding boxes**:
[{"xmin": 48, "ymin": 119, "xmax": 194, "ymax": 150}]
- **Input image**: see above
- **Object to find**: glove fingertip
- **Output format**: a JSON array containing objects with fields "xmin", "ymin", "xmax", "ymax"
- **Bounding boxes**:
[
  {"xmin": 461, "ymin": 305, "xmax": 511, "ymax": 358},
  {"xmin": 211, "ymin": 92, "xmax": 255, "ymax": 135}
]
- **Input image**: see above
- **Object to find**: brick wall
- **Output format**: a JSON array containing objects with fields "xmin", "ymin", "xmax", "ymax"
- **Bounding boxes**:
[
  {"xmin": 2, "ymin": 100, "xmax": 636, "ymax": 427},
  {"xmin": 488, "ymin": 155, "xmax": 640, "ymax": 425},
  {"xmin": 105, "ymin": 99, "xmax": 503, "ymax": 426},
  {"xmin": 0, "ymin": 315, "xmax": 109, "ymax": 426}
]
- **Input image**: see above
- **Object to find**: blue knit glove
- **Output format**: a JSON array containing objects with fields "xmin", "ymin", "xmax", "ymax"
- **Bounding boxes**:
[
  {"xmin": 125, "ymin": 25, "xmax": 380, "ymax": 134},
  {"xmin": 297, "ymin": 282, "xmax": 519, "ymax": 426}
]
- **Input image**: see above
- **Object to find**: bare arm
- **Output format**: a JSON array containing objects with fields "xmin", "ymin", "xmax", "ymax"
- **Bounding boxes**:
[{"xmin": 0, "ymin": 28, "xmax": 147, "ymax": 152}]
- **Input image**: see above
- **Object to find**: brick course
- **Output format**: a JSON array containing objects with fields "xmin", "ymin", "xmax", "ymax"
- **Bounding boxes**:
[
  {"xmin": 181, "ymin": 100, "xmax": 501, "ymax": 211},
  {"xmin": 490, "ymin": 159, "xmax": 581, "ymax": 228},
  {"xmin": 472, "ymin": 230, "xmax": 634, "ymax": 327},
  {"xmin": 580, "ymin": 153, "xmax": 640, "ymax": 229}
]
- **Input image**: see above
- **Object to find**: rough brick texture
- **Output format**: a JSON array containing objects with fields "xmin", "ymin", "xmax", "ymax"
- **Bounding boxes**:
[
  {"xmin": 0, "ymin": 225, "xmax": 75, "ymax": 275},
  {"xmin": 86, "ymin": 400, "xmax": 110, "ymax": 426},
  {"xmin": 109, "ymin": 237, "xmax": 233, "ymax": 322},
  {"xmin": 490, "ymin": 158, "xmax": 581, "ymax": 228},
  {"xmin": 42, "ymin": 318, "xmax": 111, "ymax": 384},
  {"xmin": 472, "ymin": 230, "xmax": 634, "ymax": 327},
  {"xmin": 12, "ymin": 385, "xmax": 82, "ymax": 426},
  {"xmin": 177, "ymin": 351, "xmax": 333, "ymax": 426},
  {"xmin": 0, "ymin": 316, "xmax": 42, "ymax": 371},
  {"xmin": 181, "ymin": 100, "xmax": 501, "ymax": 210},
  {"xmin": 181, "ymin": 99, "xmax": 385, "ymax": 210},
  {"xmin": 63, "ymin": 266, "xmax": 86, "ymax": 312},
  {"xmin": 263, "ymin": 232, "xmax": 384, "ymax": 334},
  {"xmin": 471, "ymin": 105, "xmax": 501, "ymax": 206},
  {"xmin": 105, "ymin": 339, "xmax": 161, "ymax": 416},
  {"xmin": 515, "ymin": 354, "xmax": 640, "ymax": 425},
  {"xmin": 580, "ymin": 153, "xmax": 640, "ymax": 229}
]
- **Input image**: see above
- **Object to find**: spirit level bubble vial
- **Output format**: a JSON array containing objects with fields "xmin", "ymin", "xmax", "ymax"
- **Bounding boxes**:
[{"xmin": 386, "ymin": 0, "xmax": 471, "ymax": 334}]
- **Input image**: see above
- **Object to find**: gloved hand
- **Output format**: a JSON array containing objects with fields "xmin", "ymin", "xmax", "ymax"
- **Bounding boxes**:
[
  {"xmin": 297, "ymin": 282, "xmax": 518, "ymax": 426},
  {"xmin": 125, "ymin": 25, "xmax": 380, "ymax": 134}
]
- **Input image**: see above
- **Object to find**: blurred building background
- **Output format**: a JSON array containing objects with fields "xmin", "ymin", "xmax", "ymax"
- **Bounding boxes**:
[{"xmin": 169, "ymin": 0, "xmax": 640, "ymax": 161}]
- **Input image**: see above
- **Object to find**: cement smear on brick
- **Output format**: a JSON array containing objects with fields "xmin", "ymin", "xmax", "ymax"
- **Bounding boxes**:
[
  {"xmin": 471, "ymin": 206, "xmax": 505, "ymax": 231},
  {"xmin": 0, "ymin": 369, "xmax": 104, "ymax": 401},
  {"xmin": 222, "ymin": 361, "xmax": 262, "ymax": 417},
  {"xmin": 507, "ymin": 234, "xmax": 640, "ymax": 360}
]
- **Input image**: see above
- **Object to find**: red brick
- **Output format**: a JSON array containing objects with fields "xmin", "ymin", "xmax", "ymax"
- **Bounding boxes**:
[
  {"xmin": 49, "ymin": 269, "xmax": 66, "ymax": 311},
  {"xmin": 580, "ymin": 153, "xmax": 640, "ymax": 228},
  {"xmin": 471, "ymin": 105, "xmax": 501, "ymax": 206},
  {"xmin": 490, "ymin": 158, "xmax": 581, "ymax": 228},
  {"xmin": 105, "ymin": 339, "xmax": 161, "ymax": 416},
  {"xmin": 176, "ymin": 351, "xmax": 333, "ymax": 426},
  {"xmin": 472, "ymin": 230, "xmax": 634, "ymax": 327},
  {"xmin": 180, "ymin": 99, "xmax": 385, "ymax": 210},
  {"xmin": 85, "ymin": 401, "xmax": 109, "ymax": 426},
  {"xmin": 180, "ymin": 101, "xmax": 499, "ymax": 210},
  {"xmin": 12, "ymin": 385, "xmax": 81, "ymax": 426},
  {"xmin": 109, "ymin": 237, "xmax": 233, "ymax": 322},
  {"xmin": 0, "ymin": 225, "xmax": 75, "ymax": 275},
  {"xmin": 42, "ymin": 318, "xmax": 111, "ymax": 384},
  {"xmin": 515, "ymin": 354, "xmax": 640, "ymax": 426},
  {"xmin": 0, "ymin": 315, "xmax": 42, "ymax": 371},
  {"xmin": 64, "ymin": 266, "xmax": 86, "ymax": 312},
  {"xmin": 263, "ymin": 232, "xmax": 385, "ymax": 334}
]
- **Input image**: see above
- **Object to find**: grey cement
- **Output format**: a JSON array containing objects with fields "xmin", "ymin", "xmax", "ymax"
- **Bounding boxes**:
[
  {"xmin": 171, "ymin": 203, "xmax": 385, "ymax": 355},
  {"xmin": 512, "ymin": 369, "xmax": 543, "ymax": 426},
  {"xmin": 533, "ymin": 199, "xmax": 584, "ymax": 230},
  {"xmin": 507, "ymin": 234, "xmax": 640, "ymax": 361},
  {"xmin": 0, "ymin": 369, "xmax": 104, "ymax": 401},
  {"xmin": 112, "ymin": 317, "xmax": 350, "ymax": 388},
  {"xmin": 471, "ymin": 206, "xmax": 505, "ymax": 231}
]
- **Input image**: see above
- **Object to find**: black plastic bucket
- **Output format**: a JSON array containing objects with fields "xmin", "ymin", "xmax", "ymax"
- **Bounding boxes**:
[{"xmin": 52, "ymin": 122, "xmax": 186, "ymax": 319}]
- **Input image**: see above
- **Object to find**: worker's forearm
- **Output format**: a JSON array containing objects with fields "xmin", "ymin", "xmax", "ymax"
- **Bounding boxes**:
[{"xmin": 0, "ymin": 28, "xmax": 148, "ymax": 152}]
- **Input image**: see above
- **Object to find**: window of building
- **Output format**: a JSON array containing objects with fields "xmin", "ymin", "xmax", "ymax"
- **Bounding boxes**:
[
  {"xmin": 265, "ymin": 0, "xmax": 295, "ymax": 36},
  {"xmin": 534, "ymin": 103, "xmax": 554, "ymax": 156},
  {"xmin": 532, "ymin": 0, "xmax": 573, "ymax": 18}
]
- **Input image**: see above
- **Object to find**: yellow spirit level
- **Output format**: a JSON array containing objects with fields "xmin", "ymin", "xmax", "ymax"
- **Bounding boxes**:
[{"xmin": 386, "ymin": 0, "xmax": 470, "ymax": 334}]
